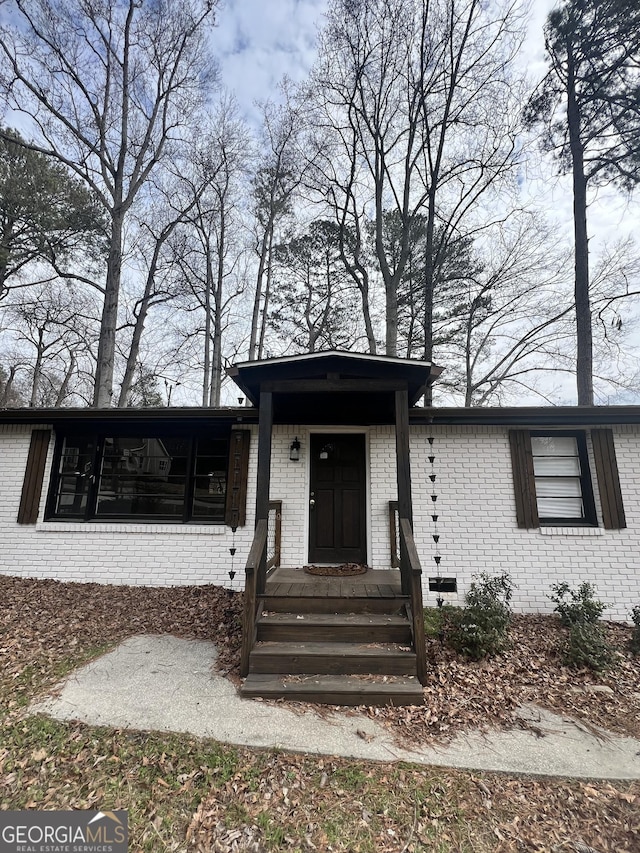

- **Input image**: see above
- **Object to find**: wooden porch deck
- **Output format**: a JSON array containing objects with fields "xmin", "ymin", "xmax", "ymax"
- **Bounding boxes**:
[{"xmin": 265, "ymin": 567, "xmax": 403, "ymax": 599}]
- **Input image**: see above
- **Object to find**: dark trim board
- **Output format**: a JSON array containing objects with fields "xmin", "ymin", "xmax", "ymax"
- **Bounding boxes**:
[
  {"xmin": 412, "ymin": 406, "xmax": 640, "ymax": 427},
  {"xmin": 3, "ymin": 403, "xmax": 640, "ymax": 428}
]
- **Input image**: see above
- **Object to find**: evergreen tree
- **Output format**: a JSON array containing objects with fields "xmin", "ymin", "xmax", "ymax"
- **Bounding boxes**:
[
  {"xmin": 525, "ymin": 0, "xmax": 640, "ymax": 404},
  {"xmin": 0, "ymin": 127, "xmax": 105, "ymax": 302}
]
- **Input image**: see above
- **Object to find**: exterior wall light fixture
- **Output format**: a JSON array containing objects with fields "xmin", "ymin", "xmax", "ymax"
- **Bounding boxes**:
[{"xmin": 289, "ymin": 437, "xmax": 301, "ymax": 462}]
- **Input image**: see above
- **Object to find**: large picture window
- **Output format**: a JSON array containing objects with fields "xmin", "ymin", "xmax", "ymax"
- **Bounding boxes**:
[{"xmin": 48, "ymin": 432, "xmax": 229, "ymax": 523}]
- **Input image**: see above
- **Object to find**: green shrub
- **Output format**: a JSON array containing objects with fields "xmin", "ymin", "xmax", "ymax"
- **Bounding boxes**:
[
  {"xmin": 443, "ymin": 572, "xmax": 513, "ymax": 660},
  {"xmin": 562, "ymin": 622, "xmax": 616, "ymax": 671},
  {"xmin": 423, "ymin": 607, "xmax": 444, "ymax": 639},
  {"xmin": 549, "ymin": 582, "xmax": 616, "ymax": 671},
  {"xmin": 549, "ymin": 581, "xmax": 605, "ymax": 626},
  {"xmin": 630, "ymin": 606, "xmax": 640, "ymax": 656}
]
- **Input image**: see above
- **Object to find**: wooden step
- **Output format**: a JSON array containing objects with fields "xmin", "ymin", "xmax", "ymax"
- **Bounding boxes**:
[
  {"xmin": 241, "ymin": 673, "xmax": 424, "ymax": 706},
  {"xmin": 249, "ymin": 641, "xmax": 416, "ymax": 676},
  {"xmin": 256, "ymin": 611, "xmax": 412, "ymax": 643},
  {"xmin": 259, "ymin": 595, "xmax": 409, "ymax": 615}
]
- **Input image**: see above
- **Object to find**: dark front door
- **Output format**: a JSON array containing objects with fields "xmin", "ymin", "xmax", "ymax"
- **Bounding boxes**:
[{"xmin": 308, "ymin": 433, "xmax": 367, "ymax": 564}]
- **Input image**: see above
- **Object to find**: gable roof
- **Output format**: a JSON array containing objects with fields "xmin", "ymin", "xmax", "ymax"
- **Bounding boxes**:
[{"xmin": 227, "ymin": 350, "xmax": 443, "ymax": 408}]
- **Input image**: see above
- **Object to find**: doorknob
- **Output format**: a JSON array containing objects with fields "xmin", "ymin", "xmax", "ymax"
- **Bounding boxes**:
[{"xmin": 309, "ymin": 499, "xmax": 315, "ymax": 509}]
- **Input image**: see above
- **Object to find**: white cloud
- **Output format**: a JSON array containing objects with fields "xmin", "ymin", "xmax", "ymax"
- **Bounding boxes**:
[{"xmin": 210, "ymin": 0, "xmax": 328, "ymax": 123}]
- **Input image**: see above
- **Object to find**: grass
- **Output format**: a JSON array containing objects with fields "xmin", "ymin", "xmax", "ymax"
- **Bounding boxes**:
[{"xmin": 4, "ymin": 707, "xmax": 637, "ymax": 851}]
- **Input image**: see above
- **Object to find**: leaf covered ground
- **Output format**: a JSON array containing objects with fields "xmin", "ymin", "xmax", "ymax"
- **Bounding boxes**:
[{"xmin": 1, "ymin": 575, "xmax": 639, "ymax": 852}]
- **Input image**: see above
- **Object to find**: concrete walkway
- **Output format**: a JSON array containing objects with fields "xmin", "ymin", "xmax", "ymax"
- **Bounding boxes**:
[{"xmin": 30, "ymin": 634, "xmax": 640, "ymax": 780}]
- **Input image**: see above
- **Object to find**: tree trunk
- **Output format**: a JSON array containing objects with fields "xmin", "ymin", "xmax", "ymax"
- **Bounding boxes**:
[
  {"xmin": 0, "ymin": 218, "xmax": 15, "ymax": 302},
  {"xmin": 209, "ymin": 214, "xmax": 225, "ymax": 407},
  {"xmin": 422, "ymin": 192, "xmax": 437, "ymax": 406},
  {"xmin": 118, "ymin": 268, "xmax": 157, "ymax": 407},
  {"xmin": 566, "ymin": 44, "xmax": 593, "ymax": 406},
  {"xmin": 249, "ymin": 219, "xmax": 273, "ymax": 361},
  {"xmin": 29, "ymin": 328, "xmax": 45, "ymax": 407},
  {"xmin": 257, "ymin": 230, "xmax": 274, "ymax": 360},
  {"xmin": 56, "ymin": 351, "xmax": 77, "ymax": 406},
  {"xmin": 202, "ymin": 237, "xmax": 213, "ymax": 406},
  {"xmin": 0, "ymin": 364, "xmax": 17, "ymax": 406},
  {"xmin": 93, "ymin": 210, "xmax": 124, "ymax": 407}
]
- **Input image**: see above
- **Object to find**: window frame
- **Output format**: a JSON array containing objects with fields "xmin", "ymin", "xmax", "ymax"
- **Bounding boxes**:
[
  {"xmin": 529, "ymin": 430, "xmax": 597, "ymax": 526},
  {"xmin": 45, "ymin": 427, "xmax": 232, "ymax": 525}
]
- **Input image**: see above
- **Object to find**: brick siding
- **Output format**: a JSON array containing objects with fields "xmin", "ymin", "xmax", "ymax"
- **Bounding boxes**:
[{"xmin": 1, "ymin": 421, "xmax": 638, "ymax": 621}]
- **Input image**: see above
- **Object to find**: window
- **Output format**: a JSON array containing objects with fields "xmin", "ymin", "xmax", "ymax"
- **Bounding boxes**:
[
  {"xmin": 46, "ymin": 429, "xmax": 240, "ymax": 524},
  {"xmin": 530, "ymin": 432, "xmax": 596, "ymax": 524},
  {"xmin": 509, "ymin": 428, "xmax": 626, "ymax": 530}
]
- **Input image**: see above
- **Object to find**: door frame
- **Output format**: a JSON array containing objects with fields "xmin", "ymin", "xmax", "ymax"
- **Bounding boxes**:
[{"xmin": 305, "ymin": 427, "xmax": 371, "ymax": 565}]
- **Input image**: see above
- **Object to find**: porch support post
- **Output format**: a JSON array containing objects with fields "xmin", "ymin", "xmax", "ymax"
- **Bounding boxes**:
[
  {"xmin": 395, "ymin": 386, "xmax": 412, "ymax": 594},
  {"xmin": 255, "ymin": 390, "xmax": 273, "ymax": 594}
]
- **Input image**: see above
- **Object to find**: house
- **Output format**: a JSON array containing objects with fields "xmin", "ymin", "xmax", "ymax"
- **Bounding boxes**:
[{"xmin": 1, "ymin": 351, "xmax": 638, "ymax": 705}]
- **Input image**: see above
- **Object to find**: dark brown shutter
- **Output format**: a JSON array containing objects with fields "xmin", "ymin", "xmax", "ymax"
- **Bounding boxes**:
[
  {"xmin": 591, "ymin": 428, "xmax": 626, "ymax": 530},
  {"xmin": 225, "ymin": 429, "xmax": 251, "ymax": 527},
  {"xmin": 17, "ymin": 429, "xmax": 51, "ymax": 524},
  {"xmin": 508, "ymin": 430, "xmax": 539, "ymax": 529}
]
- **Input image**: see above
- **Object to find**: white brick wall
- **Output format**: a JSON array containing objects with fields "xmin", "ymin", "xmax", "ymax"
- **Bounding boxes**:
[
  {"xmin": 408, "ymin": 424, "xmax": 640, "ymax": 622},
  {"xmin": 1, "ymin": 421, "xmax": 639, "ymax": 622}
]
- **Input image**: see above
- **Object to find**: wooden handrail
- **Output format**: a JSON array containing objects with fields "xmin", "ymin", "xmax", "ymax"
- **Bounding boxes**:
[
  {"xmin": 240, "ymin": 518, "xmax": 268, "ymax": 677},
  {"xmin": 388, "ymin": 501, "xmax": 400, "ymax": 568},
  {"xmin": 399, "ymin": 516, "xmax": 427, "ymax": 685},
  {"xmin": 267, "ymin": 500, "xmax": 282, "ymax": 570}
]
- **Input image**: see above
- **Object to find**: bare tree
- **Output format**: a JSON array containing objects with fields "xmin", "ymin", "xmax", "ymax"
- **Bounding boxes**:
[
  {"xmin": 249, "ymin": 92, "xmax": 305, "ymax": 361},
  {"xmin": 117, "ymin": 163, "xmax": 208, "ymax": 407},
  {"xmin": 3, "ymin": 283, "xmax": 98, "ymax": 406},
  {"xmin": 0, "ymin": 0, "xmax": 218, "ymax": 406},
  {"xmin": 174, "ymin": 99, "xmax": 249, "ymax": 406},
  {"xmin": 305, "ymin": 0, "xmax": 526, "ymax": 369}
]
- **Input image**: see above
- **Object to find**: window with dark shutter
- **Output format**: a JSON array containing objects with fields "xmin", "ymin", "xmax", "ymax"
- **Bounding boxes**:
[
  {"xmin": 509, "ymin": 428, "xmax": 621, "ymax": 529},
  {"xmin": 18, "ymin": 429, "xmax": 51, "ymax": 524}
]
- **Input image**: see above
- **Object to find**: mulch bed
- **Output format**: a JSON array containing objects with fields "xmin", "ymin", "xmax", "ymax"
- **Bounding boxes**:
[{"xmin": 1, "ymin": 575, "xmax": 639, "ymax": 746}]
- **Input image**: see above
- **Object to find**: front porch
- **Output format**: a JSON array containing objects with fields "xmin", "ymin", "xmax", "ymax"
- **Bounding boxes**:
[
  {"xmin": 265, "ymin": 566, "xmax": 403, "ymax": 600},
  {"xmin": 228, "ymin": 352, "xmax": 441, "ymax": 706}
]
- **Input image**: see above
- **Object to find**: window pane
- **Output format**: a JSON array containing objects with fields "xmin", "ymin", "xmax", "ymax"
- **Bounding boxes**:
[
  {"xmin": 55, "ymin": 436, "xmax": 95, "ymax": 516},
  {"xmin": 531, "ymin": 436, "xmax": 578, "ymax": 457},
  {"xmin": 531, "ymin": 434, "xmax": 590, "ymax": 522},
  {"xmin": 537, "ymin": 497, "xmax": 584, "ymax": 518},
  {"xmin": 192, "ymin": 438, "xmax": 227, "ymax": 520},
  {"xmin": 96, "ymin": 437, "xmax": 187, "ymax": 518},
  {"xmin": 533, "ymin": 456, "xmax": 581, "ymax": 476},
  {"xmin": 535, "ymin": 477, "xmax": 583, "ymax": 497}
]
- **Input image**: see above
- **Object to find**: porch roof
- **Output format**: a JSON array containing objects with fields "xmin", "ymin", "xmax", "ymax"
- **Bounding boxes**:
[{"xmin": 227, "ymin": 351, "xmax": 443, "ymax": 421}]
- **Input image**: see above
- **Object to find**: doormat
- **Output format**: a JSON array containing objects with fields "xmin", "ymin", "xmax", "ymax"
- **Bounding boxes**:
[{"xmin": 303, "ymin": 563, "xmax": 369, "ymax": 576}]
